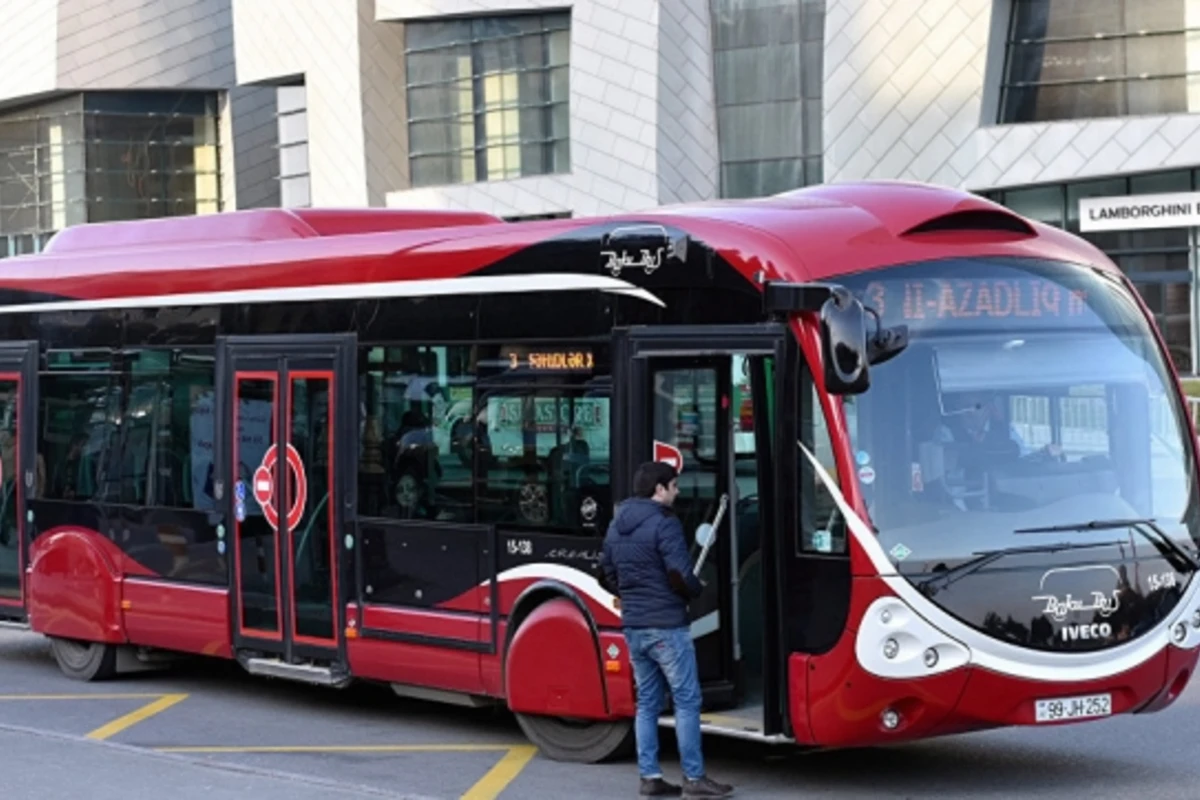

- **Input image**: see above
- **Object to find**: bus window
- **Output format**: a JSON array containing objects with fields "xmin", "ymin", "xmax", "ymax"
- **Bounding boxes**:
[
  {"xmin": 474, "ymin": 389, "xmax": 610, "ymax": 531},
  {"xmin": 357, "ymin": 344, "xmax": 474, "ymax": 523},
  {"xmin": 40, "ymin": 352, "xmax": 114, "ymax": 503},
  {"xmin": 800, "ymin": 377, "xmax": 848, "ymax": 556}
]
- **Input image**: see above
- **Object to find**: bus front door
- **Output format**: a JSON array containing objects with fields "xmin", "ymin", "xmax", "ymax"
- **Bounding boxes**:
[
  {"xmin": 217, "ymin": 335, "xmax": 356, "ymax": 677},
  {"xmin": 0, "ymin": 342, "xmax": 37, "ymax": 623},
  {"xmin": 613, "ymin": 324, "xmax": 794, "ymax": 738}
]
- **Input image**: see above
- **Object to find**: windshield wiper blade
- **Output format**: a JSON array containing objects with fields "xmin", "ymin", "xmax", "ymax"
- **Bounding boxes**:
[
  {"xmin": 916, "ymin": 540, "xmax": 1123, "ymax": 596},
  {"xmin": 1014, "ymin": 517, "xmax": 1200, "ymax": 572},
  {"xmin": 1015, "ymin": 518, "xmax": 1150, "ymax": 534}
]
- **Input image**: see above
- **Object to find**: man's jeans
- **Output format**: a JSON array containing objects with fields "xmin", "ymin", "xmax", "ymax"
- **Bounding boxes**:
[{"xmin": 624, "ymin": 626, "xmax": 704, "ymax": 781}]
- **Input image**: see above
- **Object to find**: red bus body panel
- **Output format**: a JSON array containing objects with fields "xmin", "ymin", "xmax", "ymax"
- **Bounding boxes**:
[
  {"xmin": 345, "ymin": 604, "xmax": 485, "ymax": 695},
  {"xmin": 120, "ymin": 579, "xmax": 231, "ymax": 658}
]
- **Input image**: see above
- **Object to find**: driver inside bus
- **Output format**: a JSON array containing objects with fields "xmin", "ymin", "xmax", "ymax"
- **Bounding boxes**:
[
  {"xmin": 932, "ymin": 390, "xmax": 1063, "ymax": 508},
  {"xmin": 937, "ymin": 391, "xmax": 1023, "ymax": 455}
]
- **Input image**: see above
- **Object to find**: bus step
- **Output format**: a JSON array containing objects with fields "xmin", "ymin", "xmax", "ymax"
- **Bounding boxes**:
[
  {"xmin": 244, "ymin": 657, "xmax": 351, "ymax": 688},
  {"xmin": 0, "ymin": 620, "xmax": 29, "ymax": 631},
  {"xmin": 659, "ymin": 714, "xmax": 793, "ymax": 745}
]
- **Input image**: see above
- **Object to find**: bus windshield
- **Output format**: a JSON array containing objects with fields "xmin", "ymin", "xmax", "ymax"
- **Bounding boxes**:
[{"xmin": 837, "ymin": 256, "xmax": 1200, "ymax": 574}]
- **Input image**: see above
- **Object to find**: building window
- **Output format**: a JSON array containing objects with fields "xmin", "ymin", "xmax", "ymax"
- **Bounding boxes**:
[
  {"xmin": 404, "ymin": 12, "xmax": 570, "ymax": 188},
  {"xmin": 711, "ymin": 0, "xmax": 825, "ymax": 198},
  {"xmin": 983, "ymin": 169, "xmax": 1200, "ymax": 375},
  {"xmin": 276, "ymin": 83, "xmax": 310, "ymax": 208},
  {"xmin": 999, "ymin": 0, "xmax": 1200, "ymax": 123},
  {"xmin": 84, "ymin": 92, "xmax": 221, "ymax": 222},
  {"xmin": 0, "ymin": 91, "xmax": 220, "ymax": 257},
  {"xmin": 0, "ymin": 96, "xmax": 85, "ymax": 258}
]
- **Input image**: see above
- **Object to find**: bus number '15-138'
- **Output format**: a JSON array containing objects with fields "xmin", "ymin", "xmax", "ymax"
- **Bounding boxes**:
[{"xmin": 507, "ymin": 539, "xmax": 533, "ymax": 556}]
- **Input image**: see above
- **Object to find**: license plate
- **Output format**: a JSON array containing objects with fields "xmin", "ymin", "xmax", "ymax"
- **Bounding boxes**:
[{"xmin": 1034, "ymin": 692, "xmax": 1112, "ymax": 723}]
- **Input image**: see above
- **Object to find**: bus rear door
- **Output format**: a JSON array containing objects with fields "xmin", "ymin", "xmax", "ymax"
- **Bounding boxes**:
[
  {"xmin": 612, "ymin": 324, "xmax": 796, "ymax": 740},
  {"xmin": 0, "ymin": 342, "xmax": 37, "ymax": 624},
  {"xmin": 216, "ymin": 334, "xmax": 356, "ymax": 681}
]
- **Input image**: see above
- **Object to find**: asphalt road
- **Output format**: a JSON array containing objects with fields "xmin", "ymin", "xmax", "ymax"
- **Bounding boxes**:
[{"xmin": 1, "ymin": 627, "xmax": 1198, "ymax": 799}]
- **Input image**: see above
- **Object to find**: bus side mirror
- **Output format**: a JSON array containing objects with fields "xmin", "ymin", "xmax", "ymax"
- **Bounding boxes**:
[
  {"xmin": 762, "ymin": 280, "xmax": 907, "ymax": 395},
  {"xmin": 820, "ymin": 290, "xmax": 870, "ymax": 395}
]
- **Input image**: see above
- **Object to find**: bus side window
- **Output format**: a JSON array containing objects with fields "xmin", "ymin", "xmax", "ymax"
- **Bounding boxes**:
[{"xmin": 800, "ymin": 377, "xmax": 847, "ymax": 556}]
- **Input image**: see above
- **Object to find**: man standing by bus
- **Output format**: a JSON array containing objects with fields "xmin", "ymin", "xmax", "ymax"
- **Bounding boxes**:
[{"xmin": 600, "ymin": 461, "xmax": 734, "ymax": 799}]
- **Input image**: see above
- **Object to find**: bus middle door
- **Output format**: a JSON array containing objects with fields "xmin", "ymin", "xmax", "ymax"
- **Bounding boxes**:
[{"xmin": 613, "ymin": 324, "xmax": 787, "ymax": 725}]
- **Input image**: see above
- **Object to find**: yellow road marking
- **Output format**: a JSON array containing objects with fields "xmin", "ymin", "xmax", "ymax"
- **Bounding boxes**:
[
  {"xmin": 157, "ymin": 743, "xmax": 518, "ymax": 754},
  {"xmin": 460, "ymin": 745, "xmax": 538, "ymax": 800},
  {"xmin": 0, "ymin": 693, "xmax": 165, "ymax": 701},
  {"xmin": 86, "ymin": 693, "xmax": 188, "ymax": 740}
]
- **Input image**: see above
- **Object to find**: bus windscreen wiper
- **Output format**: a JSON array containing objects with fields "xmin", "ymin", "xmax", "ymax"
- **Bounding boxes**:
[
  {"xmin": 917, "ymin": 540, "xmax": 1124, "ymax": 597},
  {"xmin": 1014, "ymin": 518, "xmax": 1200, "ymax": 572}
]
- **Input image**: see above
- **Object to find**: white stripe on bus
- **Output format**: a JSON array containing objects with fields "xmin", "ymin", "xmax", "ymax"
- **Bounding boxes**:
[{"xmin": 0, "ymin": 272, "xmax": 666, "ymax": 315}]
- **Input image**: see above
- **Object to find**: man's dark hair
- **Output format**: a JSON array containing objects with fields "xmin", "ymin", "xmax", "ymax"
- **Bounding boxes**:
[{"xmin": 632, "ymin": 460, "xmax": 678, "ymax": 498}]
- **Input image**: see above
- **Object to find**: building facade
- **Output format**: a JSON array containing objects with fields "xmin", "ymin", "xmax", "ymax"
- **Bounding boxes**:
[{"xmin": 0, "ymin": 0, "xmax": 1198, "ymax": 373}]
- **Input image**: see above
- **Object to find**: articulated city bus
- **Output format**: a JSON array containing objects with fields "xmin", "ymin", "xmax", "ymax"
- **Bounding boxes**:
[{"xmin": 0, "ymin": 181, "xmax": 1197, "ymax": 762}]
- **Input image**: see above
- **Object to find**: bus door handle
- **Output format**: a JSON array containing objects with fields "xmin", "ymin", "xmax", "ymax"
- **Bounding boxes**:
[{"xmin": 693, "ymin": 493, "xmax": 729, "ymax": 576}]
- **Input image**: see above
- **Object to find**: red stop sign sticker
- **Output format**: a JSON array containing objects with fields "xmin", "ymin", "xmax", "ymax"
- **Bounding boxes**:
[{"xmin": 251, "ymin": 443, "xmax": 307, "ymax": 531}]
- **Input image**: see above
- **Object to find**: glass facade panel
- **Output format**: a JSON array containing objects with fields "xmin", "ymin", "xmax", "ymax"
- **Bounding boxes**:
[
  {"xmin": 0, "ymin": 91, "xmax": 219, "ymax": 258},
  {"xmin": 711, "ymin": 0, "xmax": 825, "ymax": 198},
  {"xmin": 404, "ymin": 11, "xmax": 570, "ymax": 188},
  {"xmin": 1000, "ymin": 0, "xmax": 1200, "ymax": 122},
  {"xmin": 983, "ymin": 169, "xmax": 1200, "ymax": 375},
  {"xmin": 83, "ymin": 92, "xmax": 220, "ymax": 222}
]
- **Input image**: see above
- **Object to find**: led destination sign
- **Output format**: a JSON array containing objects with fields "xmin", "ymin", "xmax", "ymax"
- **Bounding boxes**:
[
  {"xmin": 509, "ymin": 349, "xmax": 595, "ymax": 371},
  {"xmin": 859, "ymin": 278, "xmax": 1091, "ymax": 325}
]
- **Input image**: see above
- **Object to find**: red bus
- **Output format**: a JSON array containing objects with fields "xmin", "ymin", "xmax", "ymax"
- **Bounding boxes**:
[{"xmin": 0, "ymin": 181, "xmax": 1197, "ymax": 761}]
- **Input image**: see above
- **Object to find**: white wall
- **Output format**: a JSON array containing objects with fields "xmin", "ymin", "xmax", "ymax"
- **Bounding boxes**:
[
  {"xmin": 234, "ymin": 0, "xmax": 371, "ymax": 206},
  {"xmin": 823, "ymin": 0, "xmax": 1200, "ymax": 191},
  {"xmin": 233, "ymin": 0, "xmax": 408, "ymax": 206},
  {"xmin": 0, "ymin": 2, "xmax": 57, "ymax": 105},
  {"xmin": 56, "ymin": 0, "xmax": 233, "ymax": 89},
  {"xmin": 656, "ymin": 0, "xmax": 720, "ymax": 205}
]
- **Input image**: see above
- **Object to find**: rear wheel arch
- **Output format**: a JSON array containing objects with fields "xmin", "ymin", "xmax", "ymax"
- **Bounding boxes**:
[
  {"xmin": 503, "ymin": 579, "xmax": 605, "ymax": 687},
  {"xmin": 503, "ymin": 581, "xmax": 633, "ymax": 763}
]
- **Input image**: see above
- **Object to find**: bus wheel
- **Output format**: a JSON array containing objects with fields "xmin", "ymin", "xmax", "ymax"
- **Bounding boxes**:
[
  {"xmin": 48, "ymin": 636, "xmax": 118, "ymax": 682},
  {"xmin": 514, "ymin": 712, "xmax": 633, "ymax": 763}
]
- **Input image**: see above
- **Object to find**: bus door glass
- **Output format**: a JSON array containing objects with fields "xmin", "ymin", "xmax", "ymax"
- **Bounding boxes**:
[
  {"xmin": 220, "ymin": 335, "xmax": 353, "ymax": 662},
  {"xmin": 647, "ymin": 361, "xmax": 731, "ymax": 687},
  {"xmin": 614, "ymin": 325, "xmax": 789, "ymax": 722},
  {"xmin": 0, "ymin": 342, "xmax": 37, "ymax": 620}
]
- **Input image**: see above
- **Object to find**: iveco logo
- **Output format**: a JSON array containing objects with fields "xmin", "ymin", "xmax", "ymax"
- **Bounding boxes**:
[{"xmin": 1061, "ymin": 622, "xmax": 1112, "ymax": 642}]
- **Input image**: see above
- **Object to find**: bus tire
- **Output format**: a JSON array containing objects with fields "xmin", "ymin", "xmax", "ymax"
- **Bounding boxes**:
[
  {"xmin": 48, "ymin": 636, "xmax": 118, "ymax": 682},
  {"xmin": 514, "ymin": 712, "xmax": 634, "ymax": 763}
]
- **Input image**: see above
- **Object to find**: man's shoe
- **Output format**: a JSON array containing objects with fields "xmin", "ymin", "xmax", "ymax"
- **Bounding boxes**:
[
  {"xmin": 682, "ymin": 776, "xmax": 734, "ymax": 798},
  {"xmin": 640, "ymin": 777, "xmax": 682, "ymax": 796}
]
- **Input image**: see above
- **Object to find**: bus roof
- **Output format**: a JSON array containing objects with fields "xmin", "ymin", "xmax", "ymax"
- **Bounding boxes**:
[{"xmin": 0, "ymin": 181, "xmax": 1116, "ymax": 305}]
